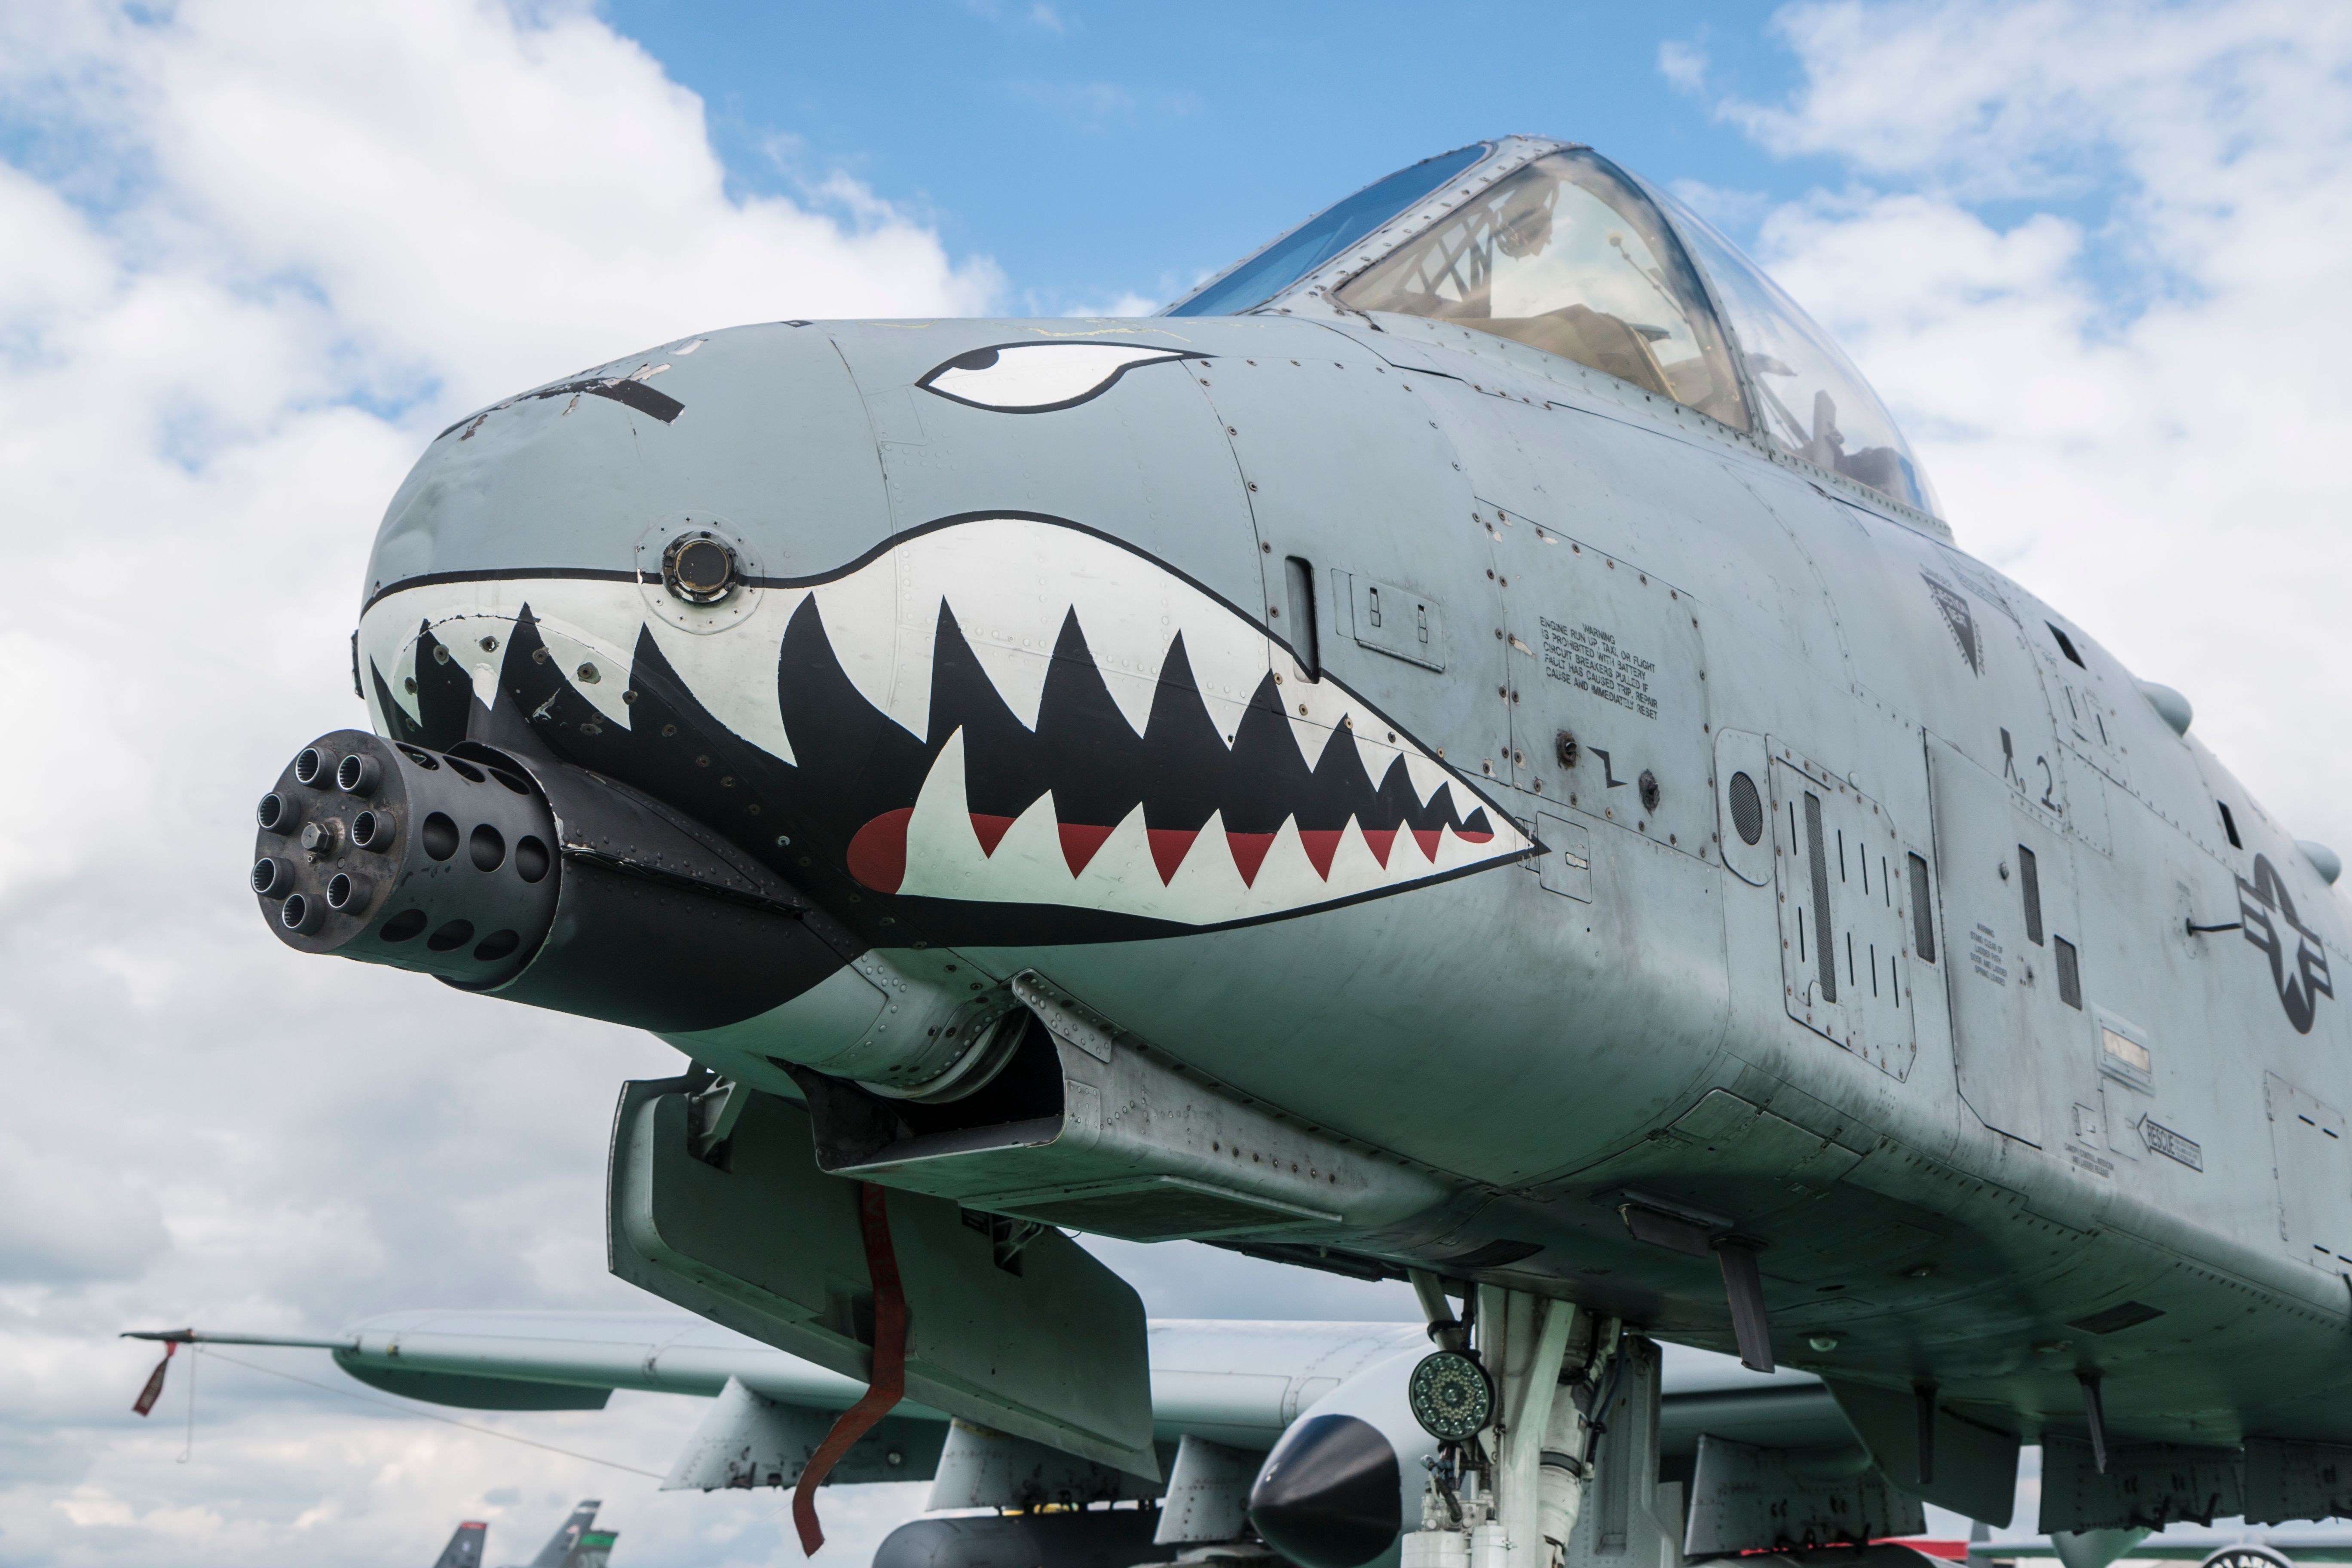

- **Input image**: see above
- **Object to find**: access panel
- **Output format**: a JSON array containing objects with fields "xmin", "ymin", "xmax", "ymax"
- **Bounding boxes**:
[
  {"xmin": 1770, "ymin": 748, "xmax": 1919, "ymax": 1080},
  {"xmin": 1928, "ymin": 739, "xmax": 2095, "ymax": 1148},
  {"xmin": 1511, "ymin": 531, "xmax": 1714, "ymax": 862},
  {"xmin": 2267, "ymin": 1072, "xmax": 2352, "ymax": 1273},
  {"xmin": 1332, "ymin": 570, "xmax": 1446, "ymax": 672}
]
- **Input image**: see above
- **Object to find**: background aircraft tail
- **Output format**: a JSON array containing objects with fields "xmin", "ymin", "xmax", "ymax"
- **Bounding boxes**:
[
  {"xmin": 564, "ymin": 1530, "xmax": 618, "ymax": 1568},
  {"xmin": 430, "ymin": 1522, "xmax": 486, "ymax": 1568},
  {"xmin": 524, "ymin": 1501, "xmax": 600, "ymax": 1568}
]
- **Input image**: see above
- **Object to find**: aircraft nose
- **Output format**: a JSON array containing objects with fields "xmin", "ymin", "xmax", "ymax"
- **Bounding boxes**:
[{"xmin": 1247, "ymin": 1413, "xmax": 1403, "ymax": 1568}]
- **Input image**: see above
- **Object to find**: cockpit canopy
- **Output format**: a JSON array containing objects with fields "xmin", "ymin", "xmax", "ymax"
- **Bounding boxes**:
[{"xmin": 1166, "ymin": 139, "xmax": 1939, "ymax": 519}]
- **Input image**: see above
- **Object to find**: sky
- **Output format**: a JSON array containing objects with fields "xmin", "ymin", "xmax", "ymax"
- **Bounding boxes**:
[{"xmin": 3, "ymin": 1, "xmax": 2350, "ymax": 1564}]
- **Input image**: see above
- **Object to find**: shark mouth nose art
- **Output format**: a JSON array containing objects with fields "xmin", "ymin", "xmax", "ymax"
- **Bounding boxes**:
[{"xmin": 358, "ymin": 516, "xmax": 1531, "ymax": 941}]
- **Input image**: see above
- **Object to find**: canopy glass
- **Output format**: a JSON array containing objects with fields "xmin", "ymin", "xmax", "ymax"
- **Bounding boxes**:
[
  {"xmin": 1335, "ymin": 149, "xmax": 1749, "ymax": 432},
  {"xmin": 1166, "ymin": 144, "xmax": 1490, "ymax": 319},
  {"xmin": 1168, "ymin": 141, "xmax": 1940, "ymax": 518},
  {"xmin": 1648, "ymin": 184, "xmax": 1941, "ymax": 517}
]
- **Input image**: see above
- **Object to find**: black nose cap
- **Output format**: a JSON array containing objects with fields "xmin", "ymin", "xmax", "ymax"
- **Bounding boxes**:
[{"xmin": 1248, "ymin": 1413, "xmax": 1402, "ymax": 1568}]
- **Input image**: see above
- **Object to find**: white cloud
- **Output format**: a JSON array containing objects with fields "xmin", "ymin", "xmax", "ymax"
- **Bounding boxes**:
[
  {"xmin": 20, "ymin": 0, "xmax": 997, "ymax": 396},
  {"xmin": 1059, "ymin": 291, "xmax": 1164, "ymax": 318},
  {"xmin": 1726, "ymin": 0, "xmax": 2352, "ymax": 195},
  {"xmin": 1667, "ymin": 178, "xmax": 1773, "ymax": 234},
  {"xmin": 1718, "ymin": 0, "xmax": 2352, "ymax": 856},
  {"xmin": 0, "ymin": 2, "xmax": 1011, "ymax": 1563},
  {"xmin": 1007, "ymin": 78, "xmax": 1198, "ymax": 130},
  {"xmin": 957, "ymin": 0, "xmax": 1074, "ymax": 31},
  {"xmin": 0, "ymin": 7, "xmax": 1414, "ymax": 1562},
  {"xmin": 1659, "ymin": 38, "xmax": 1710, "ymax": 95}
]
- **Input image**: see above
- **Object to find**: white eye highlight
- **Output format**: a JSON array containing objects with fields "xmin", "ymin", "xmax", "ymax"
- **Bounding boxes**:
[{"xmin": 916, "ymin": 342, "xmax": 1204, "ymax": 413}]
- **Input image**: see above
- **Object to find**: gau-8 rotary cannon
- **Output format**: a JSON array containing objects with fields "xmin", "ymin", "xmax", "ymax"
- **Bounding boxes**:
[{"xmin": 252, "ymin": 729, "xmax": 844, "ymax": 1032}]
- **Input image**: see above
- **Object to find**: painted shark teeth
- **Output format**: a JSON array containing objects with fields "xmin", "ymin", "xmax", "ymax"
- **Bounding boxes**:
[{"xmin": 358, "ymin": 516, "xmax": 1532, "ymax": 934}]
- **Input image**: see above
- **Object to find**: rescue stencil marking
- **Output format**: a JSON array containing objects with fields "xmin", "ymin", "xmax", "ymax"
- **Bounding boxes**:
[
  {"xmin": 1541, "ymin": 617, "xmax": 1660, "ymax": 720},
  {"xmin": 2141, "ymin": 1118, "xmax": 2204, "ymax": 1171}
]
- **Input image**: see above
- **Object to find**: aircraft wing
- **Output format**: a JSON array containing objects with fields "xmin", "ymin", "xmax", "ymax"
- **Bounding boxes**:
[
  {"xmin": 134, "ymin": 1314, "xmax": 1870, "ymax": 1563},
  {"xmin": 1653, "ymin": 1340, "xmax": 1849, "ymax": 1455},
  {"xmin": 237, "ymin": 1310, "xmax": 1437, "ymax": 1445},
  {"xmin": 329, "ymin": 1308, "xmax": 864, "ymax": 1414},
  {"xmin": 129, "ymin": 1311, "xmax": 1844, "ymax": 1462}
]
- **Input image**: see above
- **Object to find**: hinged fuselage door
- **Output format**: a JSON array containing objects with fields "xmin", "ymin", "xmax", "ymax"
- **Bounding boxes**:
[
  {"xmin": 2266, "ymin": 1072, "xmax": 2352, "ymax": 1271},
  {"xmin": 1768, "ymin": 745, "xmax": 1919, "ymax": 1080},
  {"xmin": 1927, "ymin": 739, "xmax": 2097, "ymax": 1147}
]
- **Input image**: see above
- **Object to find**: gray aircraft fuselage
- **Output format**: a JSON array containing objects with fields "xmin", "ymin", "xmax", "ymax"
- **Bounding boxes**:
[{"xmin": 256, "ymin": 137, "xmax": 2352, "ymax": 1473}]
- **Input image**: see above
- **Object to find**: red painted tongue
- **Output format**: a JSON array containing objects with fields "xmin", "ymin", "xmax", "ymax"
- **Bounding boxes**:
[
  {"xmin": 858, "ymin": 799, "xmax": 1501, "ymax": 897},
  {"xmin": 1297, "ymin": 828, "xmax": 1342, "ymax": 880},
  {"xmin": 1225, "ymin": 830, "xmax": 1277, "ymax": 887},
  {"xmin": 1147, "ymin": 827, "xmax": 1200, "ymax": 885},
  {"xmin": 1057, "ymin": 821, "xmax": 1117, "ymax": 876},
  {"xmin": 847, "ymin": 808, "xmax": 913, "ymax": 893}
]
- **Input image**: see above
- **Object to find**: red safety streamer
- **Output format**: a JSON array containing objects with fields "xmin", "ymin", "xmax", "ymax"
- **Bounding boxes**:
[
  {"xmin": 792, "ymin": 1182, "xmax": 907, "ymax": 1556},
  {"xmin": 132, "ymin": 1341, "xmax": 177, "ymax": 1416}
]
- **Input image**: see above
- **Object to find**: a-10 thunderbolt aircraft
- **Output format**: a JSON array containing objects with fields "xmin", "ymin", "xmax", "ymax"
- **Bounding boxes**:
[{"xmin": 247, "ymin": 135, "xmax": 2352, "ymax": 1567}]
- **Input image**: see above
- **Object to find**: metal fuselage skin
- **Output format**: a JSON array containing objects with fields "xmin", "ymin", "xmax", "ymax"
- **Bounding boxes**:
[{"xmin": 355, "ymin": 309, "xmax": 2352, "ymax": 1451}]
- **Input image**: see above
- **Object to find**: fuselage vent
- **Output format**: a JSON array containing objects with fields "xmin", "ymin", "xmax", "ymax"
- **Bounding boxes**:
[{"xmin": 1728, "ymin": 771, "xmax": 1764, "ymax": 846}]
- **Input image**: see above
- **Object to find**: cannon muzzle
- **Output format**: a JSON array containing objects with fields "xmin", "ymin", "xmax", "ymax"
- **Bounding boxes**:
[{"xmin": 251, "ymin": 729, "xmax": 853, "ymax": 1032}]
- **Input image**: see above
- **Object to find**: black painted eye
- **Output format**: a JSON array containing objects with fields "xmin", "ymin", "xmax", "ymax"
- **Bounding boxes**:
[{"xmin": 916, "ymin": 341, "xmax": 1200, "ymax": 412}]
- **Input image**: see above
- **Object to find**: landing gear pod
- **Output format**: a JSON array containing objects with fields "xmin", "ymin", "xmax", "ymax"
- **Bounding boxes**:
[
  {"xmin": 251, "ymin": 729, "xmax": 851, "ymax": 1032},
  {"xmin": 1249, "ymin": 1348, "xmax": 1426, "ymax": 1568}
]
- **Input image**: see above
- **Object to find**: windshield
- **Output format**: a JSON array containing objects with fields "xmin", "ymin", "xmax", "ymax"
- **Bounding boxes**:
[
  {"xmin": 1333, "ymin": 150, "xmax": 1748, "ymax": 429},
  {"xmin": 1166, "ymin": 144, "xmax": 1490, "ymax": 318},
  {"xmin": 1652, "ymin": 187, "xmax": 1941, "ymax": 516}
]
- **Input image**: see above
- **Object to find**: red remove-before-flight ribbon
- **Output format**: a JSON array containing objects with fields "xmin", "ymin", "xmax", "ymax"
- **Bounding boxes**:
[
  {"xmin": 132, "ymin": 1339, "xmax": 178, "ymax": 1416},
  {"xmin": 793, "ymin": 1182, "xmax": 907, "ymax": 1556}
]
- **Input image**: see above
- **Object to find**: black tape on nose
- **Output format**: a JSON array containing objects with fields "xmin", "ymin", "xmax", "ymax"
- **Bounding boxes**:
[{"xmin": 1248, "ymin": 1413, "xmax": 1401, "ymax": 1568}]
